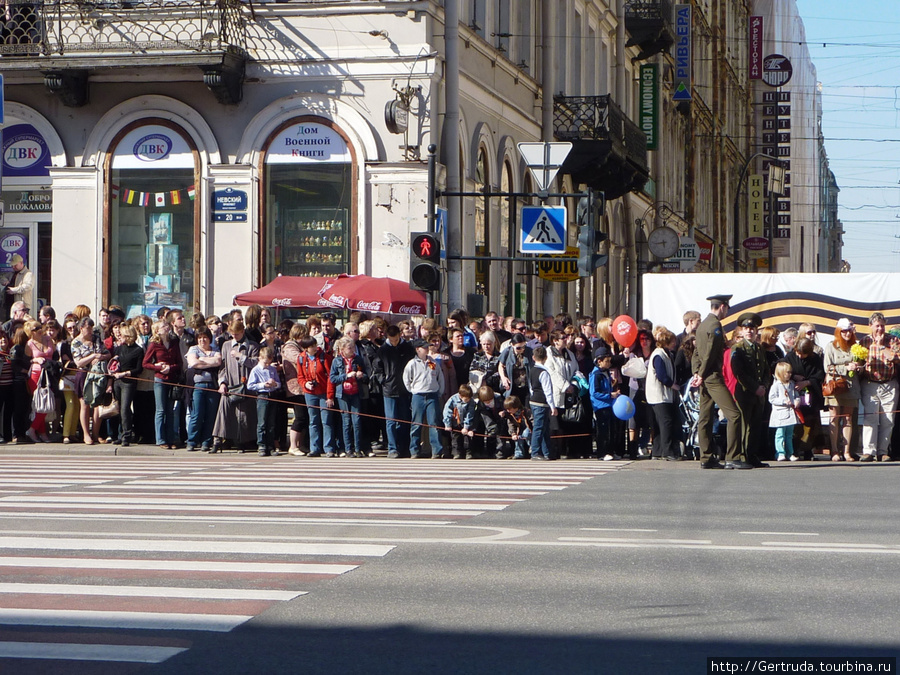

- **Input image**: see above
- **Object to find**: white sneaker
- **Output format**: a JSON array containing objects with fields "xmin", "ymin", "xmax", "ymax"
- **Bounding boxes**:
[
  {"xmin": 602, "ymin": 454, "xmax": 614, "ymax": 461},
  {"xmin": 288, "ymin": 448, "xmax": 306, "ymax": 456},
  {"xmin": 776, "ymin": 455, "xmax": 786, "ymax": 462},
  {"xmin": 789, "ymin": 455, "xmax": 800, "ymax": 462}
]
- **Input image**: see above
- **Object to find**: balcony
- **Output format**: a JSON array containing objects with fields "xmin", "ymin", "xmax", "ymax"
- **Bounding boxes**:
[
  {"xmin": 553, "ymin": 95, "xmax": 649, "ymax": 200},
  {"xmin": 624, "ymin": 0, "xmax": 675, "ymax": 61},
  {"xmin": 0, "ymin": 0, "xmax": 248, "ymax": 105}
]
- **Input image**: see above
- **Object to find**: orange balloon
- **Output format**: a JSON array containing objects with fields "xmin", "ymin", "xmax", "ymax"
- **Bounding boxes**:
[{"xmin": 612, "ymin": 315, "xmax": 638, "ymax": 348}]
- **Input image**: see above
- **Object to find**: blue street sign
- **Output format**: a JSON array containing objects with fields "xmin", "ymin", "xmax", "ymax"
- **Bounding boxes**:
[
  {"xmin": 520, "ymin": 206, "xmax": 567, "ymax": 253},
  {"xmin": 435, "ymin": 206, "xmax": 448, "ymax": 260}
]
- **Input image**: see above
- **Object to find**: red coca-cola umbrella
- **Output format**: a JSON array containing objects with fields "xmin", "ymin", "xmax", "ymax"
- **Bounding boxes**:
[
  {"xmin": 317, "ymin": 274, "xmax": 432, "ymax": 315},
  {"xmin": 233, "ymin": 275, "xmax": 336, "ymax": 309}
]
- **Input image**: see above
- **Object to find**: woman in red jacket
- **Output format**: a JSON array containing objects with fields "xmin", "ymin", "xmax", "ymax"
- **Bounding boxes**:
[
  {"xmin": 142, "ymin": 320, "xmax": 183, "ymax": 449},
  {"xmin": 295, "ymin": 335, "xmax": 335, "ymax": 457}
]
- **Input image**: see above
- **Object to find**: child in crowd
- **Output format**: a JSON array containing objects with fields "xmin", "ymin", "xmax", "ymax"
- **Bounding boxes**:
[
  {"xmin": 443, "ymin": 384, "xmax": 476, "ymax": 459},
  {"xmin": 529, "ymin": 346, "xmax": 555, "ymax": 460},
  {"xmin": 402, "ymin": 339, "xmax": 444, "ymax": 458},
  {"xmin": 503, "ymin": 395, "xmax": 531, "ymax": 459},
  {"xmin": 247, "ymin": 346, "xmax": 281, "ymax": 456},
  {"xmin": 476, "ymin": 384, "xmax": 508, "ymax": 459},
  {"xmin": 590, "ymin": 347, "xmax": 618, "ymax": 461},
  {"xmin": 769, "ymin": 360, "xmax": 800, "ymax": 462}
]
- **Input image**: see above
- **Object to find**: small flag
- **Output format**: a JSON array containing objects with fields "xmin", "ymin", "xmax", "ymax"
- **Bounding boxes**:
[
  {"xmin": 140, "ymin": 192, "xmax": 150, "ymax": 207},
  {"xmin": 155, "ymin": 193, "xmax": 166, "ymax": 207},
  {"xmin": 170, "ymin": 190, "xmax": 181, "ymax": 205},
  {"xmin": 187, "ymin": 185, "xmax": 196, "ymax": 201},
  {"xmin": 124, "ymin": 189, "xmax": 136, "ymax": 205},
  {"xmin": 111, "ymin": 184, "xmax": 120, "ymax": 199}
]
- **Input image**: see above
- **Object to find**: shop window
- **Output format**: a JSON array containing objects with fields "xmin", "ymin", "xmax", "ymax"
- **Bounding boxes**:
[
  {"xmin": 108, "ymin": 123, "xmax": 198, "ymax": 317},
  {"xmin": 474, "ymin": 147, "xmax": 489, "ymax": 298},
  {"xmin": 263, "ymin": 120, "xmax": 354, "ymax": 282}
]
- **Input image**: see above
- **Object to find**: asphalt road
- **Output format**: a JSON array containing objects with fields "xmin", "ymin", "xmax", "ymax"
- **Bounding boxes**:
[
  {"xmin": 0, "ymin": 454, "xmax": 897, "ymax": 674},
  {"xmin": 152, "ymin": 459, "xmax": 900, "ymax": 675}
]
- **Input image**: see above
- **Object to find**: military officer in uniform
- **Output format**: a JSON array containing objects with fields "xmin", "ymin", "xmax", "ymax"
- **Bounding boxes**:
[
  {"xmin": 691, "ymin": 294, "xmax": 748, "ymax": 469},
  {"xmin": 731, "ymin": 312, "xmax": 772, "ymax": 468}
]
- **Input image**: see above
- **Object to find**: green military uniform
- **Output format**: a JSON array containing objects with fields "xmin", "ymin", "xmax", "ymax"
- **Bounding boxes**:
[
  {"xmin": 732, "ymin": 333, "xmax": 772, "ymax": 465},
  {"xmin": 692, "ymin": 304, "xmax": 743, "ymax": 464}
]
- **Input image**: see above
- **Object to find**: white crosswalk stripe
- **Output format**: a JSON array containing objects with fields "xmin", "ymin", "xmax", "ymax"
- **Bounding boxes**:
[{"xmin": 0, "ymin": 455, "xmax": 622, "ymax": 672}]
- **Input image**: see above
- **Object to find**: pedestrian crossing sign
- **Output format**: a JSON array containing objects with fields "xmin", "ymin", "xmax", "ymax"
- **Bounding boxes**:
[{"xmin": 520, "ymin": 206, "xmax": 567, "ymax": 253}]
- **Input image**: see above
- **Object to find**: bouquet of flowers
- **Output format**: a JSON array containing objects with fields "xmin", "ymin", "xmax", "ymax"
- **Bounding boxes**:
[{"xmin": 849, "ymin": 343, "xmax": 869, "ymax": 377}]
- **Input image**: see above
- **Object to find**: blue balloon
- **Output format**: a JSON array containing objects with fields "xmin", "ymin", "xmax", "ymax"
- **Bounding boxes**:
[{"xmin": 613, "ymin": 395, "xmax": 636, "ymax": 421}]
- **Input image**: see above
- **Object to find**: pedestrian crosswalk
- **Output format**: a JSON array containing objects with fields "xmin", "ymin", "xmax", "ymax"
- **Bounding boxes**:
[{"xmin": 0, "ymin": 456, "xmax": 624, "ymax": 672}]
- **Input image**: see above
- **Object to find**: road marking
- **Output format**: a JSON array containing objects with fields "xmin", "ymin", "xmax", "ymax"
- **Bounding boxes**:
[
  {"xmin": 0, "ymin": 583, "xmax": 304, "ymax": 601},
  {"xmin": 760, "ymin": 541, "xmax": 887, "ymax": 549},
  {"xmin": 560, "ymin": 537, "xmax": 713, "ymax": 545},
  {"xmin": 0, "ymin": 556, "xmax": 358, "ymax": 575},
  {"xmin": 580, "ymin": 528, "xmax": 658, "ymax": 532},
  {"xmin": 0, "ymin": 537, "xmax": 394, "ymax": 557},
  {"xmin": 740, "ymin": 531, "xmax": 819, "ymax": 536},
  {"xmin": 0, "ymin": 641, "xmax": 187, "ymax": 663},
  {"xmin": 0, "ymin": 608, "xmax": 250, "ymax": 632}
]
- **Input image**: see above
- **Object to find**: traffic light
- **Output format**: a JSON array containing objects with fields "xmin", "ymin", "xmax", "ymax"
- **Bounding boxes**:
[
  {"xmin": 409, "ymin": 231, "xmax": 441, "ymax": 292},
  {"xmin": 576, "ymin": 191, "xmax": 608, "ymax": 277}
]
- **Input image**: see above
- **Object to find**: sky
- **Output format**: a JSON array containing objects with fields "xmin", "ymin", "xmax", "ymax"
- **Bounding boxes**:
[{"xmin": 795, "ymin": 0, "xmax": 900, "ymax": 272}]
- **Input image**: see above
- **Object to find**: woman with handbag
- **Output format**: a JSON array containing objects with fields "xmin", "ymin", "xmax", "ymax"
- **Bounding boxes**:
[
  {"xmin": 545, "ymin": 330, "xmax": 579, "ymax": 458},
  {"xmin": 142, "ymin": 320, "xmax": 183, "ymax": 450},
  {"xmin": 212, "ymin": 319, "xmax": 260, "ymax": 452},
  {"xmin": 24, "ymin": 320, "xmax": 55, "ymax": 443},
  {"xmin": 785, "ymin": 337, "xmax": 826, "ymax": 460},
  {"xmin": 823, "ymin": 318, "xmax": 862, "ymax": 461},
  {"xmin": 71, "ymin": 317, "xmax": 111, "ymax": 445},
  {"xmin": 470, "ymin": 331, "xmax": 501, "ymax": 392},
  {"xmin": 111, "ymin": 324, "xmax": 144, "ymax": 447},
  {"xmin": 646, "ymin": 328, "xmax": 682, "ymax": 461}
]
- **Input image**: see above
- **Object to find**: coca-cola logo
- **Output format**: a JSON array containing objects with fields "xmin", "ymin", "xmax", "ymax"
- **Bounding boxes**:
[
  {"xmin": 272, "ymin": 298, "xmax": 292, "ymax": 307},
  {"xmin": 323, "ymin": 294, "xmax": 346, "ymax": 307},
  {"xmin": 355, "ymin": 301, "xmax": 383, "ymax": 311},
  {"xmin": 396, "ymin": 304, "xmax": 423, "ymax": 315}
]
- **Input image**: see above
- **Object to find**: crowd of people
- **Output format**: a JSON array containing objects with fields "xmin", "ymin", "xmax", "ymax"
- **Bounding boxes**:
[{"xmin": 1, "ymin": 295, "xmax": 897, "ymax": 465}]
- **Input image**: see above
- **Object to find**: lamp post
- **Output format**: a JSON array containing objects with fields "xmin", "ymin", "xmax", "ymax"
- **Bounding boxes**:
[{"xmin": 733, "ymin": 152, "xmax": 778, "ymax": 273}]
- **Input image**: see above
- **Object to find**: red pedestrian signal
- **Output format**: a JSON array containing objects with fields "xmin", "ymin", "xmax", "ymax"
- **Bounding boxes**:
[
  {"xmin": 409, "ymin": 231, "xmax": 441, "ymax": 292},
  {"xmin": 412, "ymin": 233, "xmax": 440, "ymax": 263}
]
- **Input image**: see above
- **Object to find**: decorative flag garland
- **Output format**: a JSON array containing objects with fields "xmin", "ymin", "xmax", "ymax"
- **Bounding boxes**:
[{"xmin": 110, "ymin": 184, "xmax": 196, "ymax": 208}]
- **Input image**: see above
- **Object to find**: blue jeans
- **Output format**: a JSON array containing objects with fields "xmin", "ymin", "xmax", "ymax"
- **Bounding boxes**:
[
  {"xmin": 410, "ymin": 392, "xmax": 442, "ymax": 457},
  {"xmin": 153, "ymin": 380, "xmax": 177, "ymax": 446},
  {"xmin": 338, "ymin": 393, "xmax": 363, "ymax": 455},
  {"xmin": 256, "ymin": 395, "xmax": 275, "ymax": 451},
  {"xmin": 513, "ymin": 428, "xmax": 531, "ymax": 458},
  {"xmin": 531, "ymin": 404, "xmax": 552, "ymax": 459},
  {"xmin": 383, "ymin": 394, "xmax": 410, "ymax": 456},
  {"xmin": 188, "ymin": 382, "xmax": 219, "ymax": 449},
  {"xmin": 305, "ymin": 393, "xmax": 334, "ymax": 456}
]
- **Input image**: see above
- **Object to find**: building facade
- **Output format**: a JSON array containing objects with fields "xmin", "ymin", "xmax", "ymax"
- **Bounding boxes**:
[{"xmin": 0, "ymin": 0, "xmax": 835, "ymax": 323}]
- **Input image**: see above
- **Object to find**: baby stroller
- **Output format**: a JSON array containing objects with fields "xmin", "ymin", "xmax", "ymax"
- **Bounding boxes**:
[{"xmin": 678, "ymin": 385, "xmax": 701, "ymax": 460}]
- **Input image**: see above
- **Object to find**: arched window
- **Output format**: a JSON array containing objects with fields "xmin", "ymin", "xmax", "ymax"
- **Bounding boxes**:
[
  {"xmin": 474, "ymin": 147, "xmax": 489, "ymax": 298},
  {"xmin": 499, "ymin": 160, "xmax": 514, "ymax": 315},
  {"xmin": 106, "ymin": 120, "xmax": 200, "ymax": 313},
  {"xmin": 261, "ymin": 118, "xmax": 356, "ymax": 283}
]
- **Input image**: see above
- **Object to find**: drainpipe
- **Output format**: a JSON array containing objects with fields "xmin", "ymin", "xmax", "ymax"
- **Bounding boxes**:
[
  {"xmin": 540, "ymin": 0, "xmax": 555, "ymax": 317},
  {"xmin": 445, "ymin": 0, "xmax": 462, "ymax": 311}
]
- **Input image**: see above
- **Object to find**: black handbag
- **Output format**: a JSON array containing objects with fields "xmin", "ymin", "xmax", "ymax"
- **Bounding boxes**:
[
  {"xmin": 227, "ymin": 382, "xmax": 246, "ymax": 404},
  {"xmin": 560, "ymin": 392, "xmax": 588, "ymax": 425}
]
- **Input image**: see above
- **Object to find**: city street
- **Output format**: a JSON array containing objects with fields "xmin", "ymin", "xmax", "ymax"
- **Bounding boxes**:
[{"xmin": 0, "ymin": 454, "xmax": 897, "ymax": 673}]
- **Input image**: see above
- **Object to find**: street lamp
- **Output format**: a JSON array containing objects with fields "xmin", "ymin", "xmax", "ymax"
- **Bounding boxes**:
[{"xmin": 732, "ymin": 152, "xmax": 783, "ymax": 273}]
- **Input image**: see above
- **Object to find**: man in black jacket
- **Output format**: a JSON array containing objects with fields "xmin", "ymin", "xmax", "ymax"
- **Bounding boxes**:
[{"xmin": 373, "ymin": 325, "xmax": 415, "ymax": 458}]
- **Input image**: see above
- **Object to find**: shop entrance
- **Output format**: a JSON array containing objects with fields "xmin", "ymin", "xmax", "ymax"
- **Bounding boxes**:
[{"xmin": 0, "ymin": 220, "xmax": 43, "ymax": 316}]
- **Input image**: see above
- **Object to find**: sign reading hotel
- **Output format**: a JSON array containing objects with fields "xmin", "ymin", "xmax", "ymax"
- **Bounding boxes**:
[
  {"xmin": 673, "ymin": 4, "xmax": 692, "ymax": 102},
  {"xmin": 639, "ymin": 64, "xmax": 658, "ymax": 150},
  {"xmin": 265, "ymin": 123, "xmax": 352, "ymax": 164}
]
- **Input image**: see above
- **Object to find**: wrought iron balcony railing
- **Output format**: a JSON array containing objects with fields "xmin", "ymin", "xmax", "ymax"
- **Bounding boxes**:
[
  {"xmin": 554, "ymin": 95, "xmax": 647, "ymax": 168},
  {"xmin": 624, "ymin": 0, "xmax": 675, "ymax": 61},
  {"xmin": 553, "ymin": 95, "xmax": 649, "ymax": 199},
  {"xmin": 0, "ymin": 0, "xmax": 246, "ymax": 58}
]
